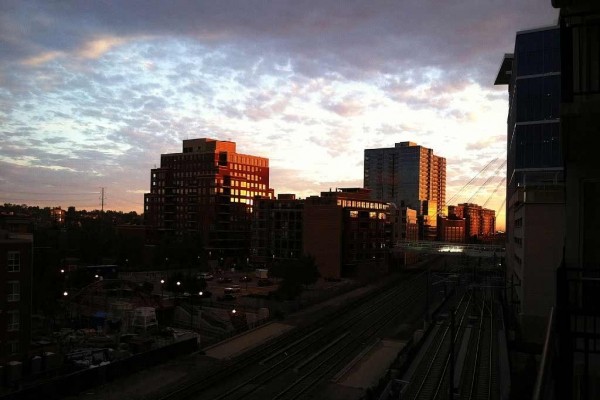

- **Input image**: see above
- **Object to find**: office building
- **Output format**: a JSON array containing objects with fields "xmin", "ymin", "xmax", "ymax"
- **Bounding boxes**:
[
  {"xmin": 495, "ymin": 25, "xmax": 565, "ymax": 340},
  {"xmin": 390, "ymin": 204, "xmax": 419, "ymax": 265},
  {"xmin": 364, "ymin": 141, "xmax": 446, "ymax": 214},
  {"xmin": 252, "ymin": 189, "xmax": 392, "ymax": 280},
  {"xmin": 364, "ymin": 141, "xmax": 446, "ymax": 240},
  {"xmin": 144, "ymin": 138, "xmax": 274, "ymax": 260}
]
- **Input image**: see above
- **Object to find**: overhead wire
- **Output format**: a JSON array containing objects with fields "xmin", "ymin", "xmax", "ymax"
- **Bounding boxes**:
[
  {"xmin": 466, "ymin": 160, "xmax": 506, "ymax": 204},
  {"xmin": 482, "ymin": 177, "xmax": 507, "ymax": 208},
  {"xmin": 447, "ymin": 157, "xmax": 499, "ymax": 205}
]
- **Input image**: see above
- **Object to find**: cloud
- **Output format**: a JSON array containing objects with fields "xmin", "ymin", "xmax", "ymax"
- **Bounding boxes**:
[
  {"xmin": 77, "ymin": 36, "xmax": 129, "ymax": 59},
  {"xmin": 466, "ymin": 134, "xmax": 506, "ymax": 151},
  {"xmin": 23, "ymin": 51, "xmax": 63, "ymax": 66},
  {"xmin": 0, "ymin": 0, "xmax": 557, "ymax": 214}
]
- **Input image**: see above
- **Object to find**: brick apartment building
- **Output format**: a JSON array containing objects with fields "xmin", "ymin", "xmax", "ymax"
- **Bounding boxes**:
[
  {"xmin": 437, "ymin": 215, "xmax": 466, "ymax": 243},
  {"xmin": 448, "ymin": 203, "xmax": 496, "ymax": 242},
  {"xmin": 0, "ymin": 216, "xmax": 33, "ymax": 365},
  {"xmin": 144, "ymin": 138, "xmax": 274, "ymax": 260}
]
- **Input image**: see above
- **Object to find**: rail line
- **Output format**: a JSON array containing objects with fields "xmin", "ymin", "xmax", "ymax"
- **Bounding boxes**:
[
  {"xmin": 212, "ymin": 273, "xmax": 427, "ymax": 400},
  {"xmin": 401, "ymin": 290, "xmax": 473, "ymax": 400},
  {"xmin": 157, "ymin": 271, "xmax": 430, "ymax": 400},
  {"xmin": 272, "ymin": 279, "xmax": 427, "ymax": 400},
  {"xmin": 400, "ymin": 287, "xmax": 501, "ymax": 400},
  {"xmin": 460, "ymin": 291, "xmax": 499, "ymax": 400}
]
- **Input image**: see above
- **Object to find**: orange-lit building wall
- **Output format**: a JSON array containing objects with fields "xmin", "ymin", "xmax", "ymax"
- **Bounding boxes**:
[
  {"xmin": 144, "ymin": 138, "xmax": 274, "ymax": 258},
  {"xmin": 437, "ymin": 216, "xmax": 466, "ymax": 243}
]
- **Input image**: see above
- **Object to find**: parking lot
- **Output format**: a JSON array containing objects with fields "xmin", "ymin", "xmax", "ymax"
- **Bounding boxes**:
[{"xmin": 202, "ymin": 270, "xmax": 278, "ymax": 299}]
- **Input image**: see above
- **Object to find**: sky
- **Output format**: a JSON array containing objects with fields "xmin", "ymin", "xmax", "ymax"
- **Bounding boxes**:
[{"xmin": 0, "ymin": 1, "xmax": 558, "ymax": 229}]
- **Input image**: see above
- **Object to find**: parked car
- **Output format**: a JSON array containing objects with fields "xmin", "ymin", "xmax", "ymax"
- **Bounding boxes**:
[
  {"xmin": 257, "ymin": 279, "xmax": 273, "ymax": 287},
  {"xmin": 197, "ymin": 272, "xmax": 214, "ymax": 280},
  {"xmin": 224, "ymin": 285, "xmax": 241, "ymax": 294},
  {"xmin": 217, "ymin": 276, "xmax": 232, "ymax": 283},
  {"xmin": 221, "ymin": 293, "xmax": 236, "ymax": 301},
  {"xmin": 239, "ymin": 275, "xmax": 252, "ymax": 282}
]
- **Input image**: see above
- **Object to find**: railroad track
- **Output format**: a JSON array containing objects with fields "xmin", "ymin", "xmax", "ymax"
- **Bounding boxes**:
[
  {"xmin": 460, "ymin": 291, "xmax": 499, "ymax": 400},
  {"xmin": 157, "ymin": 271, "xmax": 429, "ymax": 400},
  {"xmin": 401, "ymin": 290, "xmax": 473, "ymax": 400}
]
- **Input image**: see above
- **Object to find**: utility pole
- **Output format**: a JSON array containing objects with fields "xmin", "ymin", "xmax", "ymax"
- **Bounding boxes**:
[{"xmin": 100, "ymin": 187, "xmax": 105, "ymax": 213}]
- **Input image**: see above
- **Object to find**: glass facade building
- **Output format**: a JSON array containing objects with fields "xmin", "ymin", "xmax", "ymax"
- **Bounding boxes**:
[
  {"xmin": 495, "ymin": 25, "xmax": 566, "ymax": 342},
  {"xmin": 363, "ymin": 141, "xmax": 446, "ymax": 217},
  {"xmin": 505, "ymin": 26, "xmax": 563, "ymax": 194}
]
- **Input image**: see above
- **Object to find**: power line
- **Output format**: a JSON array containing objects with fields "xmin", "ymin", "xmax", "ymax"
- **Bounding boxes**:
[
  {"xmin": 495, "ymin": 198, "xmax": 507, "ymax": 217},
  {"xmin": 447, "ymin": 157, "xmax": 499, "ymax": 205},
  {"xmin": 482, "ymin": 177, "xmax": 507, "ymax": 209},
  {"xmin": 466, "ymin": 160, "xmax": 506, "ymax": 204}
]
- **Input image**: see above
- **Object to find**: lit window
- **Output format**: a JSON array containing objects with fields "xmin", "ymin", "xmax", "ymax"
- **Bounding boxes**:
[
  {"xmin": 7, "ymin": 251, "xmax": 20, "ymax": 272},
  {"xmin": 369, "ymin": 212, "xmax": 377, "ymax": 219},
  {"xmin": 350, "ymin": 210, "xmax": 358, "ymax": 218}
]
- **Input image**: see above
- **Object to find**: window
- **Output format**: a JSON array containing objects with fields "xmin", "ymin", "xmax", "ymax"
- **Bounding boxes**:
[
  {"xmin": 8, "ymin": 341, "xmax": 19, "ymax": 355},
  {"xmin": 7, "ymin": 281, "xmax": 20, "ymax": 302},
  {"xmin": 7, "ymin": 251, "xmax": 20, "ymax": 272},
  {"xmin": 7, "ymin": 310, "xmax": 19, "ymax": 331},
  {"xmin": 349, "ymin": 210, "xmax": 358, "ymax": 218}
]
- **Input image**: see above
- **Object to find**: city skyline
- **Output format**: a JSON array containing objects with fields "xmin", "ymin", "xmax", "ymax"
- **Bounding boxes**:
[{"xmin": 1, "ymin": 1, "xmax": 558, "ymax": 229}]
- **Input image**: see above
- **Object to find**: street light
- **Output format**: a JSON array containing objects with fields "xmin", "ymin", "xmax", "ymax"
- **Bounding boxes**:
[
  {"xmin": 63, "ymin": 291, "xmax": 69, "ymax": 326},
  {"xmin": 160, "ymin": 279, "xmax": 165, "ymax": 298}
]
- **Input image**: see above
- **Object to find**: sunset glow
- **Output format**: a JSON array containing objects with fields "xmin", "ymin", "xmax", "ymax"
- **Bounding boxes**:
[{"xmin": 0, "ymin": 1, "xmax": 559, "ymax": 230}]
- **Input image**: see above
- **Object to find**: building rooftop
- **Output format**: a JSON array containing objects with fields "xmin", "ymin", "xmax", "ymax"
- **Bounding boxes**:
[{"xmin": 494, "ymin": 53, "xmax": 514, "ymax": 85}]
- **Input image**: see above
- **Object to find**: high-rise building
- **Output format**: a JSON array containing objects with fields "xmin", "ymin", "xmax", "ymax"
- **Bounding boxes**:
[
  {"xmin": 144, "ymin": 138, "xmax": 274, "ymax": 259},
  {"xmin": 495, "ymin": 26, "xmax": 565, "ymax": 340},
  {"xmin": 364, "ymin": 141, "xmax": 446, "ymax": 228}
]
